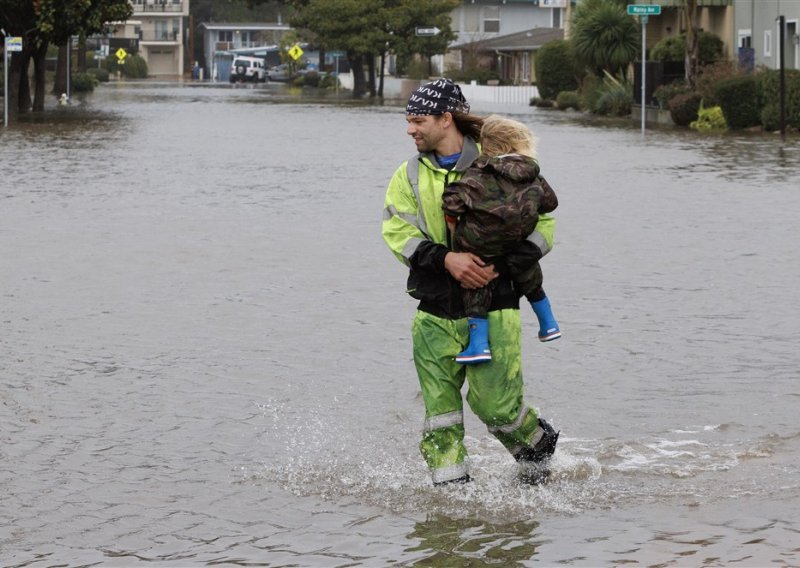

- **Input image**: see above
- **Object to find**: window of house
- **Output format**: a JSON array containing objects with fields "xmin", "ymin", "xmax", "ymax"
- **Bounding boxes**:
[
  {"xmin": 219, "ymin": 31, "xmax": 233, "ymax": 42},
  {"xmin": 463, "ymin": 7, "xmax": 479, "ymax": 33},
  {"xmin": 483, "ymin": 6, "xmax": 499, "ymax": 33},
  {"xmin": 155, "ymin": 20, "xmax": 168, "ymax": 40},
  {"xmin": 764, "ymin": 30, "xmax": 772, "ymax": 57},
  {"xmin": 552, "ymin": 8, "xmax": 562, "ymax": 29},
  {"xmin": 738, "ymin": 29, "xmax": 752, "ymax": 48}
]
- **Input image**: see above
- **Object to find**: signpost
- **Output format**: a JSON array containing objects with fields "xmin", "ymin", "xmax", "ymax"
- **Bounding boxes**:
[
  {"xmin": 4, "ymin": 35, "xmax": 23, "ymax": 127},
  {"xmin": 628, "ymin": 4, "xmax": 661, "ymax": 135},
  {"xmin": 415, "ymin": 27, "xmax": 441, "ymax": 37}
]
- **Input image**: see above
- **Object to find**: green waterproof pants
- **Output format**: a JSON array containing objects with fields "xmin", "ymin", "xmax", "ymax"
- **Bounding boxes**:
[{"xmin": 411, "ymin": 308, "xmax": 543, "ymax": 484}]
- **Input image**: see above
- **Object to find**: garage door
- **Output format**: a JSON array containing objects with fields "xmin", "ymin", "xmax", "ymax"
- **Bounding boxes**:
[{"xmin": 147, "ymin": 49, "xmax": 176, "ymax": 76}]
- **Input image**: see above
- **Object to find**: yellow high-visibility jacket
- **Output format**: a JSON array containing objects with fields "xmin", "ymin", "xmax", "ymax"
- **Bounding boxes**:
[{"xmin": 382, "ymin": 137, "xmax": 554, "ymax": 319}]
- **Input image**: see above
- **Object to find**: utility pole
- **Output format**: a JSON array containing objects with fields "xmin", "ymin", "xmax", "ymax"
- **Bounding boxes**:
[{"xmin": 778, "ymin": 14, "xmax": 786, "ymax": 141}]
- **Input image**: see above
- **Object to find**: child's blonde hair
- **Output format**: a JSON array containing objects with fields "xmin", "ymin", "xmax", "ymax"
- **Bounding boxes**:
[{"xmin": 479, "ymin": 114, "xmax": 537, "ymax": 159}]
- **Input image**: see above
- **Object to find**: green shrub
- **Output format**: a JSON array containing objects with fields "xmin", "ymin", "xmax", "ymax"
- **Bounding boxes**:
[
  {"xmin": 319, "ymin": 74, "xmax": 339, "ymax": 90},
  {"xmin": 713, "ymin": 75, "xmax": 760, "ymax": 129},
  {"xmin": 535, "ymin": 39, "xmax": 580, "ymax": 100},
  {"xmin": 556, "ymin": 90, "xmax": 581, "ymax": 110},
  {"xmin": 584, "ymin": 72, "xmax": 632, "ymax": 116},
  {"xmin": 87, "ymin": 67, "xmax": 110, "ymax": 82},
  {"xmin": 760, "ymin": 103, "xmax": 781, "ymax": 132},
  {"xmin": 71, "ymin": 72, "xmax": 98, "ymax": 92},
  {"xmin": 578, "ymin": 73, "xmax": 603, "ymax": 113},
  {"xmin": 530, "ymin": 97, "xmax": 555, "ymax": 108},
  {"xmin": 651, "ymin": 31, "xmax": 724, "ymax": 64},
  {"xmin": 756, "ymin": 68, "xmax": 800, "ymax": 129},
  {"xmin": 694, "ymin": 60, "xmax": 743, "ymax": 107},
  {"xmin": 653, "ymin": 81, "xmax": 691, "ymax": 110},
  {"xmin": 669, "ymin": 92, "xmax": 702, "ymax": 126},
  {"xmin": 595, "ymin": 87, "xmax": 633, "ymax": 116},
  {"xmin": 106, "ymin": 53, "xmax": 148, "ymax": 78},
  {"xmin": 294, "ymin": 71, "xmax": 321, "ymax": 87},
  {"xmin": 690, "ymin": 103, "xmax": 727, "ymax": 131}
]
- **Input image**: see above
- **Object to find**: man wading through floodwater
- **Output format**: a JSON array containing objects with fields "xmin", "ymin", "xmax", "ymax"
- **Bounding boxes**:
[{"xmin": 381, "ymin": 78, "xmax": 560, "ymax": 485}]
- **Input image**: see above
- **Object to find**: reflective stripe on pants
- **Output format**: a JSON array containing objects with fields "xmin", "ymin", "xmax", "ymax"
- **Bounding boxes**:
[{"xmin": 412, "ymin": 309, "xmax": 542, "ymax": 483}]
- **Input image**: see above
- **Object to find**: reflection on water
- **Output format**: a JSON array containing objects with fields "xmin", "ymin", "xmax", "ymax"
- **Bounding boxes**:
[
  {"xmin": 406, "ymin": 514, "xmax": 540, "ymax": 567},
  {"xmin": 1, "ymin": 82, "xmax": 799, "ymax": 567}
]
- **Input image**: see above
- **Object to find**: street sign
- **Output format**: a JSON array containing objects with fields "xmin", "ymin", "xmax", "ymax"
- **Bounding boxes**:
[
  {"xmin": 5, "ymin": 36, "xmax": 23, "ymax": 52},
  {"xmin": 288, "ymin": 44, "xmax": 304, "ymax": 61},
  {"xmin": 415, "ymin": 26, "xmax": 441, "ymax": 37},
  {"xmin": 627, "ymin": 4, "xmax": 661, "ymax": 16},
  {"xmin": 115, "ymin": 47, "xmax": 127, "ymax": 62}
]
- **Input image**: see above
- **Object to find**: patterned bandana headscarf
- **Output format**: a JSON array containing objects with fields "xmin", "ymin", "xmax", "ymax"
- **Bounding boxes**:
[{"xmin": 406, "ymin": 78, "xmax": 470, "ymax": 116}]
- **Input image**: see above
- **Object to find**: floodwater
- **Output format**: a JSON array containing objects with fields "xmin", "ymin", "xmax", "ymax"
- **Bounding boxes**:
[{"xmin": 2, "ymin": 81, "xmax": 800, "ymax": 567}]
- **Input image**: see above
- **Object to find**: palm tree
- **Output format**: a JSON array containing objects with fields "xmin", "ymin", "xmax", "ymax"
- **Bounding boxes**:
[{"xmin": 570, "ymin": 0, "xmax": 639, "ymax": 78}]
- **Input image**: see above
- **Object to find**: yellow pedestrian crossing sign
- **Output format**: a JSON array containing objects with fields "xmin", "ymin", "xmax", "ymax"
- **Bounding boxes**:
[
  {"xmin": 116, "ymin": 48, "xmax": 127, "ymax": 63},
  {"xmin": 288, "ymin": 44, "xmax": 304, "ymax": 61}
]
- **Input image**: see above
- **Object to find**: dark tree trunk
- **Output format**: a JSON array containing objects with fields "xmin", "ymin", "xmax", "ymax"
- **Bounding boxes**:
[
  {"xmin": 684, "ymin": 0, "xmax": 699, "ymax": 87},
  {"xmin": 17, "ymin": 51, "xmax": 32, "ymax": 113},
  {"xmin": 33, "ymin": 40, "xmax": 49, "ymax": 111},
  {"xmin": 8, "ymin": 53, "xmax": 23, "ymax": 117},
  {"xmin": 317, "ymin": 46, "xmax": 325, "ymax": 72},
  {"xmin": 54, "ymin": 44, "xmax": 68, "ymax": 96},
  {"xmin": 348, "ymin": 51, "xmax": 366, "ymax": 97},
  {"xmin": 378, "ymin": 52, "xmax": 385, "ymax": 98},
  {"xmin": 78, "ymin": 36, "xmax": 87, "ymax": 73},
  {"xmin": 367, "ymin": 53, "xmax": 376, "ymax": 97}
]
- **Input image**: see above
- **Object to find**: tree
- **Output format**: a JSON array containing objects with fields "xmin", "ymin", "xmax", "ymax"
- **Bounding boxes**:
[
  {"xmin": 276, "ymin": 0, "xmax": 456, "ymax": 98},
  {"xmin": 570, "ymin": 0, "xmax": 639, "ymax": 78},
  {"xmin": 683, "ymin": 0, "xmax": 700, "ymax": 86},
  {"xmin": 650, "ymin": 31, "xmax": 724, "ymax": 65},
  {"xmin": 535, "ymin": 40, "xmax": 580, "ymax": 100},
  {"xmin": 0, "ymin": 0, "xmax": 132, "ymax": 113}
]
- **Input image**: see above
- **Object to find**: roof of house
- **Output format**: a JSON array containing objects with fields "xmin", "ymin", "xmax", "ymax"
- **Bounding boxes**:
[{"xmin": 451, "ymin": 27, "xmax": 564, "ymax": 52}]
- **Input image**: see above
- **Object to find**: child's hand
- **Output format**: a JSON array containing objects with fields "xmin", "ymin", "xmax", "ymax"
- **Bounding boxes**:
[{"xmin": 445, "ymin": 214, "xmax": 457, "ymax": 235}]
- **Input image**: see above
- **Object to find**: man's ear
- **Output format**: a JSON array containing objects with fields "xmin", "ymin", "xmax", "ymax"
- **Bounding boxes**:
[{"xmin": 440, "ymin": 112, "xmax": 453, "ymax": 128}]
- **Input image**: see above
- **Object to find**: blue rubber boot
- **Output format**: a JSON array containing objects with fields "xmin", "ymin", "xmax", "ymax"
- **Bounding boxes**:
[
  {"xmin": 530, "ymin": 296, "xmax": 561, "ymax": 342},
  {"xmin": 455, "ymin": 317, "xmax": 492, "ymax": 364}
]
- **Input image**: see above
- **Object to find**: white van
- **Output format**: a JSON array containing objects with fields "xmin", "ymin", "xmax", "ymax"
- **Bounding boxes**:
[{"xmin": 229, "ymin": 57, "xmax": 266, "ymax": 83}]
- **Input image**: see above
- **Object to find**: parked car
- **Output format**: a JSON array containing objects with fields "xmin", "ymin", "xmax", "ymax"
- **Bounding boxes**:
[
  {"xmin": 266, "ymin": 63, "xmax": 291, "ymax": 82},
  {"xmin": 230, "ymin": 57, "xmax": 266, "ymax": 83}
]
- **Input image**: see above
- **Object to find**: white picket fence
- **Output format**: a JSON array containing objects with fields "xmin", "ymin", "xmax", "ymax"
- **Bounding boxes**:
[
  {"xmin": 340, "ymin": 74, "xmax": 539, "ymax": 107},
  {"xmin": 458, "ymin": 83, "xmax": 539, "ymax": 106}
]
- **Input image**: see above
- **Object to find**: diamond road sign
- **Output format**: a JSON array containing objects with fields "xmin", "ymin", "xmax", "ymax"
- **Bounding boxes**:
[{"xmin": 627, "ymin": 4, "xmax": 662, "ymax": 15}]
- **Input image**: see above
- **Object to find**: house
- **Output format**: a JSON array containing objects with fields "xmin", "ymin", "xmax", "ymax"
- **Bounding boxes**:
[
  {"xmin": 108, "ymin": 0, "xmax": 190, "ymax": 77},
  {"xmin": 734, "ymin": 0, "xmax": 800, "ymax": 71},
  {"xmin": 446, "ymin": 0, "xmax": 573, "ymax": 84},
  {"xmin": 632, "ymin": 0, "xmax": 735, "ymax": 60},
  {"xmin": 200, "ymin": 23, "xmax": 291, "ymax": 82},
  {"xmin": 451, "ymin": 0, "xmax": 571, "ymax": 45},
  {"xmin": 449, "ymin": 27, "xmax": 564, "ymax": 85}
]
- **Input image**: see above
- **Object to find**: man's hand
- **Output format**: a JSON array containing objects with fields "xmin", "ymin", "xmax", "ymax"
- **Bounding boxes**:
[{"xmin": 444, "ymin": 252, "xmax": 497, "ymax": 289}]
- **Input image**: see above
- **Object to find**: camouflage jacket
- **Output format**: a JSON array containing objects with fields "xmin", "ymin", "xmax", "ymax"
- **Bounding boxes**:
[{"xmin": 442, "ymin": 154, "xmax": 558, "ymax": 258}]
